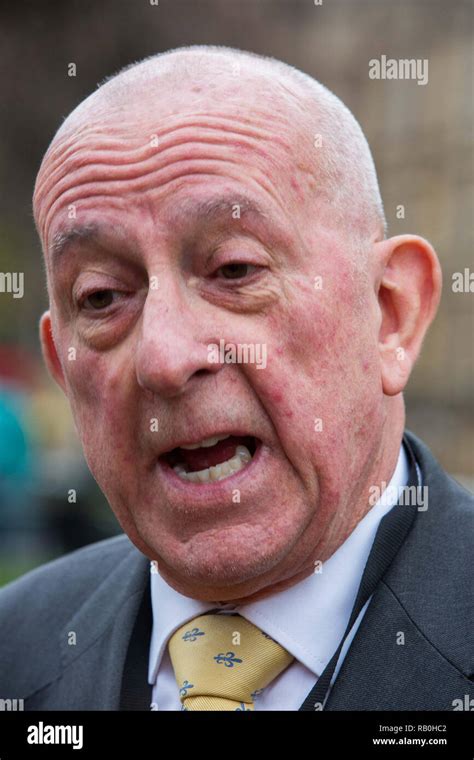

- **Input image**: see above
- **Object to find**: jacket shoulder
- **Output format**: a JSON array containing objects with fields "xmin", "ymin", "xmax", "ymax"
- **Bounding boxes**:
[{"xmin": 0, "ymin": 534, "xmax": 136, "ymax": 645}]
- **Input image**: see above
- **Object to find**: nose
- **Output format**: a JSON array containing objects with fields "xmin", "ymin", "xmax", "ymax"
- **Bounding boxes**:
[{"xmin": 135, "ymin": 280, "xmax": 219, "ymax": 398}]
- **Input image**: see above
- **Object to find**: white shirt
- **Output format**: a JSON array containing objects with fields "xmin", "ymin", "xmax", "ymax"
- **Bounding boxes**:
[{"xmin": 148, "ymin": 443, "xmax": 411, "ymax": 710}]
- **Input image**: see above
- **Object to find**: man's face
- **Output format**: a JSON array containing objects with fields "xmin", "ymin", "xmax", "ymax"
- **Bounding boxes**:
[{"xmin": 35, "ymin": 74, "xmax": 385, "ymax": 601}]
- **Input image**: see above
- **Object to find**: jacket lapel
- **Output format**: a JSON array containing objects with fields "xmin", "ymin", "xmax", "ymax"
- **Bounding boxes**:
[
  {"xmin": 324, "ymin": 580, "xmax": 469, "ymax": 710},
  {"xmin": 26, "ymin": 542, "xmax": 150, "ymax": 710}
]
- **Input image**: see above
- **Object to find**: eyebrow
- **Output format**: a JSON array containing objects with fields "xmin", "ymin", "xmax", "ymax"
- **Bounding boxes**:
[
  {"xmin": 177, "ymin": 194, "xmax": 271, "ymax": 223},
  {"xmin": 48, "ymin": 193, "xmax": 276, "ymax": 263},
  {"xmin": 49, "ymin": 223, "xmax": 103, "ymax": 262}
]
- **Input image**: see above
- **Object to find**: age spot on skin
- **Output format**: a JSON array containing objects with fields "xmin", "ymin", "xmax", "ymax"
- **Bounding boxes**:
[{"xmin": 290, "ymin": 175, "xmax": 305, "ymax": 203}]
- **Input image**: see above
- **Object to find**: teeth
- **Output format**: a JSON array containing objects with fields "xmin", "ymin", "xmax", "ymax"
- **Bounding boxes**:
[
  {"xmin": 235, "ymin": 445, "xmax": 252, "ymax": 462},
  {"xmin": 180, "ymin": 434, "xmax": 231, "ymax": 450},
  {"xmin": 172, "ymin": 444, "xmax": 252, "ymax": 483}
]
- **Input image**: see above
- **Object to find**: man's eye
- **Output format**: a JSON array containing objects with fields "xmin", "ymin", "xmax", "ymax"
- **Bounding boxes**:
[
  {"xmin": 215, "ymin": 263, "xmax": 258, "ymax": 280},
  {"xmin": 82, "ymin": 290, "xmax": 116, "ymax": 310}
]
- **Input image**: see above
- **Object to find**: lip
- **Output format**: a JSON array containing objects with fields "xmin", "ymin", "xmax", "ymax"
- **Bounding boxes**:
[{"xmin": 156, "ymin": 437, "xmax": 268, "ymax": 503}]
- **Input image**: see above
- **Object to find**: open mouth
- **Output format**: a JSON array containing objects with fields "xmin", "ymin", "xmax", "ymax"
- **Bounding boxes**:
[{"xmin": 161, "ymin": 434, "xmax": 259, "ymax": 483}]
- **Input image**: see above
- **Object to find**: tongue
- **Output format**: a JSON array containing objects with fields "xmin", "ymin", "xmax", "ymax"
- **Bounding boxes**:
[{"xmin": 178, "ymin": 436, "xmax": 250, "ymax": 472}]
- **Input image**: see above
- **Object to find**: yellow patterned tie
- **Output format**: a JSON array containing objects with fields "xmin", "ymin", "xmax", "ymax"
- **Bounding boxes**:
[{"xmin": 168, "ymin": 613, "xmax": 294, "ymax": 711}]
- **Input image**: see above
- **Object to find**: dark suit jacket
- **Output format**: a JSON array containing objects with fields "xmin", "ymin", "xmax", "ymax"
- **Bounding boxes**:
[{"xmin": 0, "ymin": 430, "xmax": 472, "ymax": 710}]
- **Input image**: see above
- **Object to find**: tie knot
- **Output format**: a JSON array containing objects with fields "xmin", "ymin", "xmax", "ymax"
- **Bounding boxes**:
[{"xmin": 167, "ymin": 612, "xmax": 294, "ymax": 711}]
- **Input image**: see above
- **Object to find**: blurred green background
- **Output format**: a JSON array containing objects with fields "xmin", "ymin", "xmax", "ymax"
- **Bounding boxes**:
[{"xmin": 0, "ymin": 0, "xmax": 472, "ymax": 584}]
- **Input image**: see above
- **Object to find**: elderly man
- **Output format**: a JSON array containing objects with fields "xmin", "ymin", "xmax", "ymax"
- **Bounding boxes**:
[{"xmin": 0, "ymin": 45, "xmax": 472, "ymax": 712}]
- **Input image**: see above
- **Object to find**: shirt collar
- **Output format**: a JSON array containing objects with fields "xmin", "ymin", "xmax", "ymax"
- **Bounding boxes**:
[{"xmin": 148, "ymin": 442, "xmax": 409, "ymax": 684}]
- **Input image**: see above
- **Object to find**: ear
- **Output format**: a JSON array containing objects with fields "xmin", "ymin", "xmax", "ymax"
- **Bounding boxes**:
[
  {"xmin": 374, "ymin": 234, "xmax": 442, "ymax": 396},
  {"xmin": 39, "ymin": 311, "xmax": 67, "ymax": 394}
]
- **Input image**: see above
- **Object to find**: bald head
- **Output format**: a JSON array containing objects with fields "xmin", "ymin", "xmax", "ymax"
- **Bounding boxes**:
[{"xmin": 33, "ymin": 45, "xmax": 386, "ymax": 257}]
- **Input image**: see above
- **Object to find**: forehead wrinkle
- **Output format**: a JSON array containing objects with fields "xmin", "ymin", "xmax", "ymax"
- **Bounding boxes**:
[
  {"xmin": 37, "ymin": 152, "xmax": 287, "ymax": 252},
  {"xmin": 41, "ymin": 110, "xmax": 295, "ymax": 179},
  {"xmin": 36, "ymin": 112, "xmax": 296, "ymax": 233}
]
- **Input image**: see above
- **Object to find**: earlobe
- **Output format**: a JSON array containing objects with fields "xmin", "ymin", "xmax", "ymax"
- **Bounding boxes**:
[
  {"xmin": 39, "ymin": 311, "xmax": 67, "ymax": 394},
  {"xmin": 375, "ymin": 235, "xmax": 442, "ymax": 397}
]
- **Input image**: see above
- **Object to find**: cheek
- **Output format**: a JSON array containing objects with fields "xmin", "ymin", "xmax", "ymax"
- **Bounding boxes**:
[
  {"xmin": 247, "ymin": 276, "xmax": 380, "ymax": 450},
  {"xmin": 61, "ymin": 344, "xmax": 137, "ymax": 470}
]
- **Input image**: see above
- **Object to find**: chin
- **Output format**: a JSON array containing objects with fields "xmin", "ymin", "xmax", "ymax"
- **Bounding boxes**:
[{"xmin": 154, "ymin": 531, "xmax": 289, "ymax": 593}]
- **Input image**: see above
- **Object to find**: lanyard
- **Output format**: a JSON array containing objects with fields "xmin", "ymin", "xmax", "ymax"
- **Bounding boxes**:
[{"xmin": 120, "ymin": 434, "xmax": 420, "ymax": 711}]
